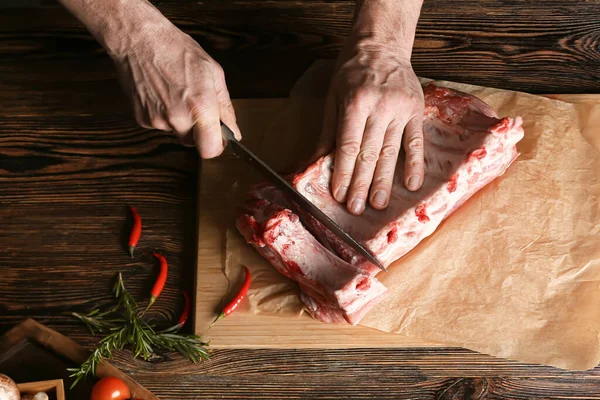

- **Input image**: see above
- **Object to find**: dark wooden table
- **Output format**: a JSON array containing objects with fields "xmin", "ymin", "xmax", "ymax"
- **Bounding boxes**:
[{"xmin": 1, "ymin": 1, "xmax": 600, "ymax": 398}]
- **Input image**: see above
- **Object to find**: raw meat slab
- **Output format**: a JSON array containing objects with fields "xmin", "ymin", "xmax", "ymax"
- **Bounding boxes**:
[{"xmin": 237, "ymin": 83, "xmax": 524, "ymax": 325}]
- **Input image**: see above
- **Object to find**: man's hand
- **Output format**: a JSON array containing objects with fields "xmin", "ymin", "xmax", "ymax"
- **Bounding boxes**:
[
  {"xmin": 58, "ymin": 0, "xmax": 240, "ymax": 158},
  {"xmin": 111, "ymin": 25, "xmax": 240, "ymax": 158},
  {"xmin": 318, "ymin": 0, "xmax": 424, "ymax": 215}
]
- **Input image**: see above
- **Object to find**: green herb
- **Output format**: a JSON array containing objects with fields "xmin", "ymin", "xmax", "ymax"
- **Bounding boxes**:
[{"xmin": 68, "ymin": 273, "xmax": 209, "ymax": 388}]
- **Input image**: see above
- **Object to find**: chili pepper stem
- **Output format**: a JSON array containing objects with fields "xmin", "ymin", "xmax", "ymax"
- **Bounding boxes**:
[
  {"xmin": 158, "ymin": 322, "xmax": 183, "ymax": 334},
  {"xmin": 128, "ymin": 246, "xmax": 135, "ymax": 258},
  {"xmin": 141, "ymin": 296, "xmax": 156, "ymax": 317},
  {"xmin": 209, "ymin": 312, "xmax": 226, "ymax": 328}
]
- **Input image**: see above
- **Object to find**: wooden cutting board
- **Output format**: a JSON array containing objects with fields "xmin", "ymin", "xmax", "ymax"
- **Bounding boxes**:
[{"xmin": 194, "ymin": 94, "xmax": 599, "ymax": 348}]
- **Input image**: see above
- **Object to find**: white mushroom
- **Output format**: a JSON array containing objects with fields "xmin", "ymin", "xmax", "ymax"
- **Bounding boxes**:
[
  {"xmin": 21, "ymin": 393, "xmax": 48, "ymax": 400},
  {"xmin": 0, "ymin": 374, "xmax": 19, "ymax": 400}
]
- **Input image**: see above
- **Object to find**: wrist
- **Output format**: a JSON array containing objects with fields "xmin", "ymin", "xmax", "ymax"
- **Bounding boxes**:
[
  {"xmin": 102, "ymin": 0, "xmax": 175, "ymax": 59},
  {"xmin": 59, "ymin": 0, "xmax": 174, "ymax": 59},
  {"xmin": 351, "ymin": 0, "xmax": 423, "ymax": 59}
]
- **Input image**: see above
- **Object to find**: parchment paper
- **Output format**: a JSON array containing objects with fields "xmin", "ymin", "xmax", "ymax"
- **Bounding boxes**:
[{"xmin": 226, "ymin": 60, "xmax": 600, "ymax": 370}]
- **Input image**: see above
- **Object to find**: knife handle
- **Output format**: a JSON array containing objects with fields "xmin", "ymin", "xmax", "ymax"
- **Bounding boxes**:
[{"xmin": 221, "ymin": 121, "xmax": 237, "ymax": 142}]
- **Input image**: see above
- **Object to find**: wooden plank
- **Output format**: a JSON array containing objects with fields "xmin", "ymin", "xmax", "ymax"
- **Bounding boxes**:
[
  {"xmin": 2, "ymin": 3, "xmax": 600, "ymax": 399},
  {"xmin": 0, "ymin": 1, "xmax": 599, "ymax": 96},
  {"xmin": 195, "ymin": 93, "xmax": 600, "ymax": 348}
]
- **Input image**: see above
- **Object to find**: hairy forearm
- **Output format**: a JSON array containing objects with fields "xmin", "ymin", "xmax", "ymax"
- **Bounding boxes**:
[
  {"xmin": 352, "ymin": 0, "xmax": 423, "ymax": 58},
  {"xmin": 57, "ymin": 0, "xmax": 171, "ymax": 58}
]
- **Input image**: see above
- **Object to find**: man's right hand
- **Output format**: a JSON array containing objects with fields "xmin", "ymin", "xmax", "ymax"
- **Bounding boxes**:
[{"xmin": 59, "ymin": 0, "xmax": 240, "ymax": 158}]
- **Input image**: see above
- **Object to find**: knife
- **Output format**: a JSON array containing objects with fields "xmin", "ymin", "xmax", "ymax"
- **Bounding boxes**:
[{"xmin": 221, "ymin": 122, "xmax": 386, "ymax": 272}]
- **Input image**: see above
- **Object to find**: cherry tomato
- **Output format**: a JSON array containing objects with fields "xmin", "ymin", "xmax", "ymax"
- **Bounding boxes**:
[{"xmin": 91, "ymin": 377, "xmax": 131, "ymax": 400}]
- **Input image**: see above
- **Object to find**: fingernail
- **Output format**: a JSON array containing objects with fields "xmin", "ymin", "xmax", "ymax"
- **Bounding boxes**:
[
  {"xmin": 372, "ymin": 190, "xmax": 387, "ymax": 207},
  {"xmin": 407, "ymin": 175, "xmax": 421, "ymax": 191},
  {"xmin": 349, "ymin": 198, "xmax": 365, "ymax": 215},
  {"xmin": 335, "ymin": 186, "xmax": 348, "ymax": 202}
]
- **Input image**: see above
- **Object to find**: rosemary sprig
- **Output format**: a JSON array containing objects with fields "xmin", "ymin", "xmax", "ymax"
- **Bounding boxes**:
[
  {"xmin": 113, "ymin": 273, "xmax": 140, "ymax": 323},
  {"xmin": 67, "ymin": 327, "xmax": 127, "ymax": 388},
  {"xmin": 69, "ymin": 272, "xmax": 210, "ymax": 388},
  {"xmin": 72, "ymin": 306, "xmax": 123, "ymax": 335},
  {"xmin": 152, "ymin": 332, "xmax": 210, "ymax": 363}
]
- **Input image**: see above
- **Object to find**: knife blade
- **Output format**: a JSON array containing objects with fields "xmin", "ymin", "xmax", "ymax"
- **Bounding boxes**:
[{"xmin": 221, "ymin": 123, "xmax": 386, "ymax": 272}]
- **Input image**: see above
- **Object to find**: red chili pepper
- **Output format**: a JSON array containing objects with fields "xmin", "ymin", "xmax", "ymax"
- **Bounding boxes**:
[
  {"xmin": 143, "ymin": 253, "xmax": 168, "ymax": 314},
  {"xmin": 128, "ymin": 206, "xmax": 142, "ymax": 258},
  {"xmin": 177, "ymin": 290, "xmax": 191, "ymax": 328},
  {"xmin": 211, "ymin": 266, "xmax": 251, "ymax": 327},
  {"xmin": 159, "ymin": 290, "xmax": 191, "ymax": 333}
]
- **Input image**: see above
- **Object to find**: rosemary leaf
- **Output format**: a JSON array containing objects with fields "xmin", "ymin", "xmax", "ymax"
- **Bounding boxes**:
[{"xmin": 68, "ymin": 326, "xmax": 127, "ymax": 389}]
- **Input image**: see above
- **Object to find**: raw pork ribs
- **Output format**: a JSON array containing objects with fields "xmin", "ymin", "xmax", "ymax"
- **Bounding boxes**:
[{"xmin": 236, "ymin": 83, "xmax": 524, "ymax": 325}]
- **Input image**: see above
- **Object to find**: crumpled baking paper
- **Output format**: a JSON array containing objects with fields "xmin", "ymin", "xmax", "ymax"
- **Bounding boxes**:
[{"xmin": 225, "ymin": 60, "xmax": 600, "ymax": 370}]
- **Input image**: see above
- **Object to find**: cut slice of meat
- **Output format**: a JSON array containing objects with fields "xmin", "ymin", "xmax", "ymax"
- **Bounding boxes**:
[
  {"xmin": 236, "ymin": 198, "xmax": 388, "ymax": 325},
  {"xmin": 237, "ymin": 82, "xmax": 525, "ymax": 325}
]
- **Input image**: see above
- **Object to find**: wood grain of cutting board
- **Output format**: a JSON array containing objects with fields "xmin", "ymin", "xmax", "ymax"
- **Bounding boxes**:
[{"xmin": 195, "ymin": 94, "xmax": 600, "ymax": 348}]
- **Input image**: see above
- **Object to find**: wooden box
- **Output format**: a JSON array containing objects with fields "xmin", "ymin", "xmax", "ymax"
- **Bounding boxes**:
[
  {"xmin": 17, "ymin": 379, "xmax": 65, "ymax": 400},
  {"xmin": 0, "ymin": 319, "xmax": 158, "ymax": 399}
]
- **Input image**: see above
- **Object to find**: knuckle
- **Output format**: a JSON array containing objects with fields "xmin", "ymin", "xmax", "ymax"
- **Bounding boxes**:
[
  {"xmin": 358, "ymin": 148, "xmax": 379, "ymax": 163},
  {"xmin": 410, "ymin": 159, "xmax": 424, "ymax": 169},
  {"xmin": 190, "ymin": 104, "xmax": 217, "ymax": 128},
  {"xmin": 375, "ymin": 100, "xmax": 394, "ymax": 115},
  {"xmin": 223, "ymin": 101, "xmax": 236, "ymax": 118},
  {"xmin": 351, "ymin": 180, "xmax": 371, "ymax": 193},
  {"xmin": 343, "ymin": 102, "xmax": 363, "ymax": 117},
  {"xmin": 190, "ymin": 102, "xmax": 210, "ymax": 118},
  {"xmin": 338, "ymin": 141, "xmax": 361, "ymax": 158},
  {"xmin": 199, "ymin": 144, "xmax": 224, "ymax": 159},
  {"xmin": 359, "ymin": 84, "xmax": 379, "ymax": 98},
  {"xmin": 355, "ymin": 86, "xmax": 378, "ymax": 106},
  {"xmin": 344, "ymin": 87, "xmax": 377, "ymax": 112},
  {"xmin": 395, "ymin": 91, "xmax": 413, "ymax": 102},
  {"xmin": 407, "ymin": 135, "xmax": 424, "ymax": 152},
  {"xmin": 167, "ymin": 113, "xmax": 192, "ymax": 133},
  {"xmin": 372, "ymin": 176, "xmax": 392, "ymax": 189},
  {"xmin": 213, "ymin": 61, "xmax": 225, "ymax": 76},
  {"xmin": 334, "ymin": 170, "xmax": 354, "ymax": 185},
  {"xmin": 395, "ymin": 92, "xmax": 423, "ymax": 113},
  {"xmin": 208, "ymin": 61, "xmax": 226, "ymax": 82},
  {"xmin": 332, "ymin": 173, "xmax": 354, "ymax": 191},
  {"xmin": 150, "ymin": 117, "xmax": 169, "ymax": 131},
  {"xmin": 195, "ymin": 118, "xmax": 218, "ymax": 132},
  {"xmin": 380, "ymin": 143, "xmax": 400, "ymax": 158}
]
